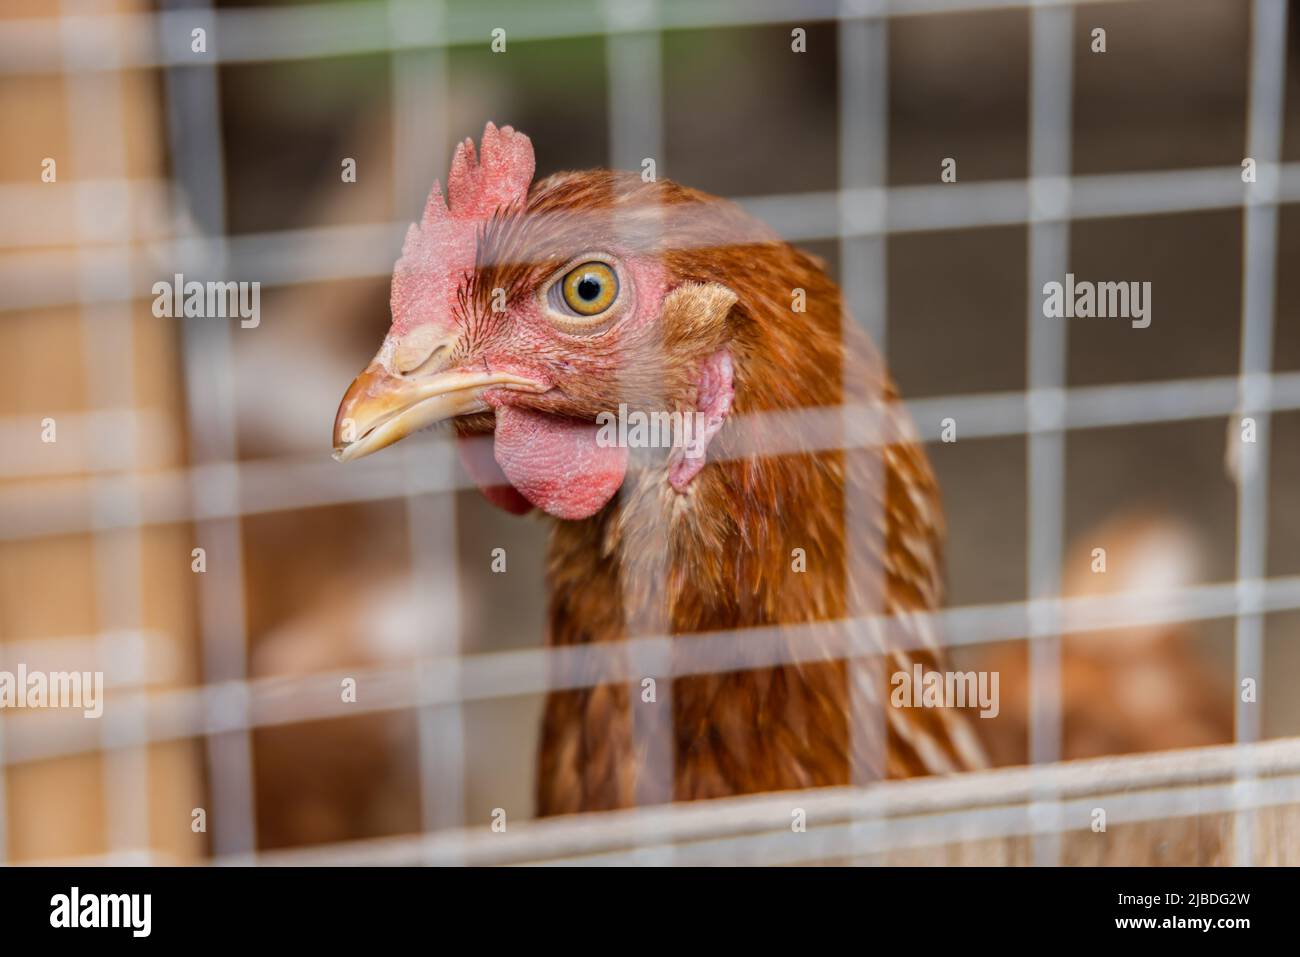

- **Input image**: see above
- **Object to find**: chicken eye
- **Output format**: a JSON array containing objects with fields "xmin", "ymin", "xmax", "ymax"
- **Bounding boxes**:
[{"xmin": 560, "ymin": 262, "xmax": 618, "ymax": 316}]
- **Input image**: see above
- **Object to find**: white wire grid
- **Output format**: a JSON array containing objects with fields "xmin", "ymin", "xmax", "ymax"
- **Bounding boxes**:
[{"xmin": 1, "ymin": 0, "xmax": 1296, "ymax": 865}]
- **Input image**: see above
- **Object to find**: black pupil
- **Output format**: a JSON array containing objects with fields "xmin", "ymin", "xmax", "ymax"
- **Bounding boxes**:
[{"xmin": 577, "ymin": 276, "xmax": 602, "ymax": 301}]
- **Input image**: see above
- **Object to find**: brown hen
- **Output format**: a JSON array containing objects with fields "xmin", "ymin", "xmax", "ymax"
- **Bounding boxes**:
[{"xmin": 333, "ymin": 123, "xmax": 985, "ymax": 816}]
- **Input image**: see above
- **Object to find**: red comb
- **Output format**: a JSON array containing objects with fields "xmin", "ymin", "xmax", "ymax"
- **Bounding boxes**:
[{"xmin": 390, "ymin": 123, "xmax": 535, "ymax": 337}]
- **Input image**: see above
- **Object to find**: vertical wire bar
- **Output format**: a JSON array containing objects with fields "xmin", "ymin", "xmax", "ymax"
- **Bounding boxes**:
[
  {"xmin": 1233, "ymin": 0, "xmax": 1287, "ymax": 867},
  {"xmin": 605, "ymin": 0, "xmax": 674, "ymax": 862},
  {"xmin": 0, "ymin": 686, "xmax": 5, "ymax": 859},
  {"xmin": 60, "ymin": 0, "xmax": 152, "ymax": 859},
  {"xmin": 389, "ymin": 0, "xmax": 467, "ymax": 856},
  {"xmin": 839, "ymin": 0, "xmax": 890, "ymax": 864},
  {"xmin": 160, "ymin": 0, "xmax": 259, "ymax": 858},
  {"xmin": 1025, "ymin": 0, "xmax": 1073, "ymax": 867},
  {"xmin": 839, "ymin": 3, "xmax": 889, "ymax": 354}
]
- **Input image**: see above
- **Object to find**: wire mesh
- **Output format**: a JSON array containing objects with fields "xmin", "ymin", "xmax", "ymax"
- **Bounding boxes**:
[{"xmin": 1, "ymin": 0, "xmax": 1296, "ymax": 865}]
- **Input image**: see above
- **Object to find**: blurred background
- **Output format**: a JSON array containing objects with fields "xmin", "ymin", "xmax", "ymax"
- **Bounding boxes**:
[{"xmin": 2, "ymin": 0, "xmax": 1300, "ymax": 865}]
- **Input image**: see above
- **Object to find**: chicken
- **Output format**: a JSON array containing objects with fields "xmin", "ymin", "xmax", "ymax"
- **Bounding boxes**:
[
  {"xmin": 332, "ymin": 123, "xmax": 984, "ymax": 815},
  {"xmin": 975, "ymin": 511, "xmax": 1233, "ymax": 864},
  {"xmin": 981, "ymin": 510, "xmax": 1232, "ymax": 766}
]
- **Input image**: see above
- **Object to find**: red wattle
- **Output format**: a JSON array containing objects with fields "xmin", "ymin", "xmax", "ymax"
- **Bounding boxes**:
[
  {"xmin": 456, "ymin": 432, "xmax": 533, "ymax": 514},
  {"xmin": 492, "ymin": 405, "xmax": 628, "ymax": 520}
]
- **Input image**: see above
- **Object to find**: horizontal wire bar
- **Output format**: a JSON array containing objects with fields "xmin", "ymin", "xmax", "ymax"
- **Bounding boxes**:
[
  {"xmin": 211, "ymin": 736, "xmax": 1300, "ymax": 865},
  {"xmin": 6, "ymin": 162, "xmax": 1299, "ymax": 313},
  {"xmin": 0, "ymin": 629, "xmax": 176, "ymax": 688},
  {"xmin": 17, "ymin": 735, "xmax": 1300, "ymax": 865},
  {"xmin": 0, "ymin": 407, "xmax": 173, "ymax": 478},
  {"xmin": 3, "ymin": 572, "xmax": 1298, "ymax": 768},
  {"xmin": 0, "ymin": 0, "xmax": 1139, "ymax": 76},
  {"xmin": 544, "ymin": 772, "xmax": 1300, "ymax": 865},
  {"xmin": 0, "ymin": 178, "xmax": 175, "ymax": 250},
  {"xmin": 1, "ymin": 369, "xmax": 1297, "ymax": 541}
]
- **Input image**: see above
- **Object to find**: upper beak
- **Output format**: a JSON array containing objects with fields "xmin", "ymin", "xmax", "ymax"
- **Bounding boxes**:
[{"xmin": 332, "ymin": 361, "xmax": 546, "ymax": 462}]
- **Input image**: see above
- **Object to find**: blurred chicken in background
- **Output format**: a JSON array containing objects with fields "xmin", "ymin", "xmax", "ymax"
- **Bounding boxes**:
[
  {"xmin": 966, "ymin": 510, "xmax": 1234, "ymax": 865},
  {"xmin": 250, "ymin": 567, "xmax": 422, "ymax": 848},
  {"xmin": 982, "ymin": 509, "xmax": 1232, "ymax": 767}
]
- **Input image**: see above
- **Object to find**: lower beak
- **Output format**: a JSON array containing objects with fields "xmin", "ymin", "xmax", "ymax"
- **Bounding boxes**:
[{"xmin": 332, "ymin": 362, "xmax": 545, "ymax": 462}]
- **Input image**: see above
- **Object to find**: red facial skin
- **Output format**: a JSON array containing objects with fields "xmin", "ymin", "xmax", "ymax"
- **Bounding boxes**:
[
  {"xmin": 384, "ymin": 124, "xmax": 728, "ymax": 519},
  {"xmin": 467, "ymin": 255, "xmax": 688, "ymax": 520}
]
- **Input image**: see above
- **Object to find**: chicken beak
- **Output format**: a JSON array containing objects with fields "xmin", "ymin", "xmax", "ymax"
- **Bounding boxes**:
[{"xmin": 332, "ymin": 362, "xmax": 546, "ymax": 462}]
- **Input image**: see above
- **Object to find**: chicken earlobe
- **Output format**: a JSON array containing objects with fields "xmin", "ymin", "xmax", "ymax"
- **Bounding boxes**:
[
  {"xmin": 658, "ymin": 282, "xmax": 738, "ymax": 492},
  {"xmin": 667, "ymin": 347, "xmax": 733, "ymax": 491}
]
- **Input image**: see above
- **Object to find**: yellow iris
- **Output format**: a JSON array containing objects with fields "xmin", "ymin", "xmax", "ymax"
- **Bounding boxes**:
[{"xmin": 560, "ymin": 262, "xmax": 618, "ymax": 316}]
